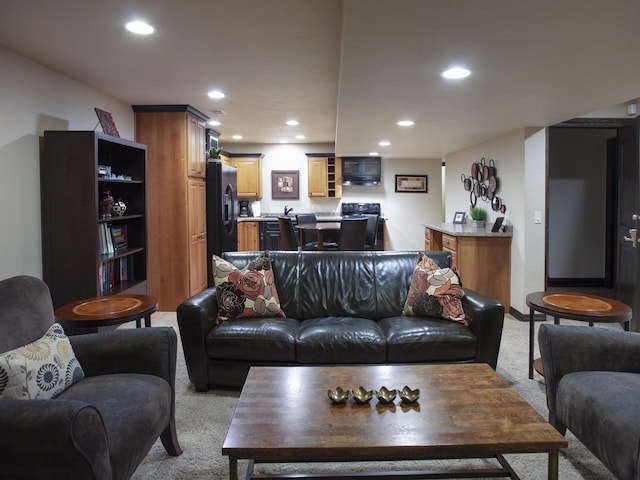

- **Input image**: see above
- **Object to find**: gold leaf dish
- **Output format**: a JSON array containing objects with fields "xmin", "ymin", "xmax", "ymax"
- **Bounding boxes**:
[
  {"xmin": 375, "ymin": 386, "xmax": 397, "ymax": 404},
  {"xmin": 351, "ymin": 386, "xmax": 374, "ymax": 404},
  {"xmin": 327, "ymin": 386, "xmax": 349, "ymax": 404},
  {"xmin": 399, "ymin": 385, "xmax": 420, "ymax": 404}
]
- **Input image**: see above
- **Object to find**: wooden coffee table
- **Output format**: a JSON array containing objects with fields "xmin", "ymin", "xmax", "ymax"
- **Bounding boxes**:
[
  {"xmin": 55, "ymin": 294, "xmax": 158, "ymax": 334},
  {"xmin": 222, "ymin": 364, "xmax": 567, "ymax": 479},
  {"xmin": 527, "ymin": 291, "xmax": 632, "ymax": 378}
]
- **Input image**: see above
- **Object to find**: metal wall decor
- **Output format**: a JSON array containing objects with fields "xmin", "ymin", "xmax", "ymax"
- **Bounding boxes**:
[{"xmin": 461, "ymin": 157, "xmax": 506, "ymax": 213}]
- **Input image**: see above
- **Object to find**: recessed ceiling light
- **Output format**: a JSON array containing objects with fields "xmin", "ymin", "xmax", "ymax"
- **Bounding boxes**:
[
  {"xmin": 125, "ymin": 21, "xmax": 154, "ymax": 35},
  {"xmin": 397, "ymin": 120, "xmax": 415, "ymax": 127},
  {"xmin": 286, "ymin": 120, "xmax": 299, "ymax": 126},
  {"xmin": 208, "ymin": 90, "xmax": 226, "ymax": 99},
  {"xmin": 441, "ymin": 67, "xmax": 471, "ymax": 79},
  {"xmin": 369, "ymin": 152, "xmax": 379, "ymax": 156},
  {"xmin": 378, "ymin": 141, "xmax": 391, "ymax": 146},
  {"xmin": 280, "ymin": 139, "xmax": 289, "ymax": 144},
  {"xmin": 295, "ymin": 135, "xmax": 306, "ymax": 139},
  {"xmin": 209, "ymin": 120, "xmax": 221, "ymax": 126},
  {"xmin": 232, "ymin": 134, "xmax": 242, "ymax": 140}
]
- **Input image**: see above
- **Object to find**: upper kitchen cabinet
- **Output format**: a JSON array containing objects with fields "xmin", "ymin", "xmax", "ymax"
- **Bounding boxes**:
[
  {"xmin": 230, "ymin": 154, "xmax": 262, "ymax": 199},
  {"xmin": 307, "ymin": 155, "xmax": 342, "ymax": 198},
  {"xmin": 132, "ymin": 104, "xmax": 209, "ymax": 310}
]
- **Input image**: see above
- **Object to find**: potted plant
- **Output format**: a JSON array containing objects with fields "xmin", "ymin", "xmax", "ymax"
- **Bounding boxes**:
[
  {"xmin": 469, "ymin": 207, "xmax": 487, "ymax": 228},
  {"xmin": 207, "ymin": 147, "xmax": 222, "ymax": 160}
]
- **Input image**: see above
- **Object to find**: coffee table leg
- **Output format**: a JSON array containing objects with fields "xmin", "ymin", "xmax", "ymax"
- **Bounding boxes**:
[
  {"xmin": 529, "ymin": 307, "xmax": 535, "ymax": 379},
  {"xmin": 228, "ymin": 457, "xmax": 238, "ymax": 480},
  {"xmin": 548, "ymin": 450, "xmax": 559, "ymax": 480}
]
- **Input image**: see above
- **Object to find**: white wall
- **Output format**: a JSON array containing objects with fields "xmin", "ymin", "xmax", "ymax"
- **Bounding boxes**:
[
  {"xmin": 444, "ymin": 128, "xmax": 545, "ymax": 313},
  {"xmin": 0, "ymin": 47, "xmax": 134, "ymax": 280},
  {"xmin": 231, "ymin": 142, "xmax": 443, "ymax": 250}
]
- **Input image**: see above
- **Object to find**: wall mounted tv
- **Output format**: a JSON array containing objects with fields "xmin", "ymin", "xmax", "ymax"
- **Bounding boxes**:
[{"xmin": 342, "ymin": 156, "xmax": 381, "ymax": 186}]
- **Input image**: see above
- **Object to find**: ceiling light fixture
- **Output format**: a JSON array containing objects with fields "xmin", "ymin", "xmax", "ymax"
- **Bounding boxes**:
[
  {"xmin": 369, "ymin": 152, "xmax": 379, "ymax": 156},
  {"xmin": 125, "ymin": 21, "xmax": 154, "ymax": 35},
  {"xmin": 208, "ymin": 90, "xmax": 226, "ymax": 99},
  {"xmin": 286, "ymin": 120, "xmax": 299, "ymax": 126},
  {"xmin": 209, "ymin": 120, "xmax": 221, "ymax": 126},
  {"xmin": 441, "ymin": 67, "xmax": 471, "ymax": 79},
  {"xmin": 397, "ymin": 120, "xmax": 415, "ymax": 127},
  {"xmin": 295, "ymin": 135, "xmax": 305, "ymax": 139},
  {"xmin": 232, "ymin": 134, "xmax": 242, "ymax": 140},
  {"xmin": 280, "ymin": 139, "xmax": 289, "ymax": 144},
  {"xmin": 378, "ymin": 141, "xmax": 391, "ymax": 146}
]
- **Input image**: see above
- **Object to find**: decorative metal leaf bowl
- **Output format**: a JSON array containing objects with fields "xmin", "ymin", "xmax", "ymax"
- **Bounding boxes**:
[
  {"xmin": 327, "ymin": 386, "xmax": 350, "ymax": 404},
  {"xmin": 375, "ymin": 386, "xmax": 397, "ymax": 404},
  {"xmin": 399, "ymin": 385, "xmax": 420, "ymax": 404},
  {"xmin": 351, "ymin": 386, "xmax": 374, "ymax": 404}
]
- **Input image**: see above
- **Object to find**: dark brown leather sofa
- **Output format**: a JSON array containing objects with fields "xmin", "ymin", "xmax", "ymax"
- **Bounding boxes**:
[{"xmin": 177, "ymin": 251, "xmax": 505, "ymax": 390}]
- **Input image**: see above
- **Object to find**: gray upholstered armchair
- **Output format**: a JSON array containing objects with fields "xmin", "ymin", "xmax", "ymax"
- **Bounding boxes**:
[
  {"xmin": 0, "ymin": 275, "xmax": 182, "ymax": 480},
  {"xmin": 539, "ymin": 324, "xmax": 640, "ymax": 480}
]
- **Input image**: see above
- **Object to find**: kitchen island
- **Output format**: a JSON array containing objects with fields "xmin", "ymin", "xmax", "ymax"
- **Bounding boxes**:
[{"xmin": 424, "ymin": 223, "xmax": 512, "ymax": 311}]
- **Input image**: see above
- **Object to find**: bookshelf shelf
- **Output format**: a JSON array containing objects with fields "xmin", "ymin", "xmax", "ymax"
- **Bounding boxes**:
[{"xmin": 42, "ymin": 131, "xmax": 148, "ymax": 308}]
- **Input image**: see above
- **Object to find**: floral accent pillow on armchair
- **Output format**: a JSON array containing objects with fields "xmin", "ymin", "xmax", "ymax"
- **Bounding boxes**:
[
  {"xmin": 402, "ymin": 253, "xmax": 467, "ymax": 325},
  {"xmin": 212, "ymin": 251, "xmax": 286, "ymax": 323}
]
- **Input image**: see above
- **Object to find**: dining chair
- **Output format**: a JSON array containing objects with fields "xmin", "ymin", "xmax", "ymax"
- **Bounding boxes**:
[
  {"xmin": 337, "ymin": 217, "xmax": 368, "ymax": 250},
  {"xmin": 278, "ymin": 216, "xmax": 300, "ymax": 251},
  {"xmin": 295, "ymin": 213, "xmax": 336, "ymax": 249},
  {"xmin": 362, "ymin": 214, "xmax": 380, "ymax": 250}
]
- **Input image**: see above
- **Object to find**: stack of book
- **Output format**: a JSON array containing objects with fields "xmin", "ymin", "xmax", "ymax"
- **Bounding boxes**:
[{"xmin": 98, "ymin": 224, "xmax": 128, "ymax": 256}]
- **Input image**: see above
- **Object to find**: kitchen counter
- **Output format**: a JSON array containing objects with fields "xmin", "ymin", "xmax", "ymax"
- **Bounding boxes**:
[
  {"xmin": 238, "ymin": 213, "xmax": 343, "ymax": 222},
  {"xmin": 423, "ymin": 222, "xmax": 512, "ymax": 237}
]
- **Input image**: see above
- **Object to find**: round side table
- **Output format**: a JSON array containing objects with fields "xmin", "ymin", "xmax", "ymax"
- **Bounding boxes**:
[
  {"xmin": 55, "ymin": 294, "xmax": 158, "ymax": 334},
  {"xmin": 527, "ymin": 291, "xmax": 632, "ymax": 379}
]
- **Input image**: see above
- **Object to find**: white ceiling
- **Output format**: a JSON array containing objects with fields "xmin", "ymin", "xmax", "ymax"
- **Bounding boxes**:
[{"xmin": 2, "ymin": 0, "xmax": 639, "ymax": 158}]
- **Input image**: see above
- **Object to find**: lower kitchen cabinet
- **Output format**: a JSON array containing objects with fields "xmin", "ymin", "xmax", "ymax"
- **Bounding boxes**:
[
  {"xmin": 238, "ymin": 221, "xmax": 260, "ymax": 251},
  {"xmin": 260, "ymin": 221, "xmax": 283, "ymax": 250}
]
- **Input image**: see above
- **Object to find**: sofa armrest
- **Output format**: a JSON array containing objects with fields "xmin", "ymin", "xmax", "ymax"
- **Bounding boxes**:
[
  {"xmin": 70, "ymin": 327, "xmax": 177, "ymax": 384},
  {"xmin": 0, "ymin": 399, "xmax": 112, "ymax": 480},
  {"xmin": 462, "ymin": 288, "xmax": 505, "ymax": 370},
  {"xmin": 539, "ymin": 324, "xmax": 640, "ymax": 415},
  {"xmin": 176, "ymin": 287, "xmax": 218, "ymax": 391}
]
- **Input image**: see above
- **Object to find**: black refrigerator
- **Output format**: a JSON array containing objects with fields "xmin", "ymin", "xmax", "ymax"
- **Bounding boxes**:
[{"xmin": 206, "ymin": 162, "xmax": 238, "ymax": 287}]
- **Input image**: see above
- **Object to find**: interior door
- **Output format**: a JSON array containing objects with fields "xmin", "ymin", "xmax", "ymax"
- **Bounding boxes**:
[{"xmin": 615, "ymin": 117, "xmax": 640, "ymax": 331}]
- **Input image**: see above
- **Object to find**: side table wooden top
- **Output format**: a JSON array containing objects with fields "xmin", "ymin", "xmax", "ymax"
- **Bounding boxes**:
[
  {"xmin": 55, "ymin": 294, "xmax": 158, "ymax": 327},
  {"xmin": 526, "ymin": 291, "xmax": 632, "ymax": 323}
]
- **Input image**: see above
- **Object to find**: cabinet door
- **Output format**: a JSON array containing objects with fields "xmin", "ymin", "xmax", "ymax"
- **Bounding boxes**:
[
  {"xmin": 235, "ymin": 157, "xmax": 262, "ymax": 198},
  {"xmin": 187, "ymin": 115, "xmax": 206, "ymax": 178},
  {"xmin": 308, "ymin": 157, "xmax": 328, "ymax": 197},
  {"xmin": 238, "ymin": 221, "xmax": 260, "ymax": 251},
  {"xmin": 188, "ymin": 179, "xmax": 207, "ymax": 295}
]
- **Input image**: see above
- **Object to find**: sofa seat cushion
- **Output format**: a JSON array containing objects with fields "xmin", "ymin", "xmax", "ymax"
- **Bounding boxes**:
[
  {"xmin": 379, "ymin": 316, "xmax": 477, "ymax": 362},
  {"xmin": 297, "ymin": 317, "xmax": 386, "ymax": 363},
  {"xmin": 207, "ymin": 317, "xmax": 299, "ymax": 362},
  {"xmin": 56, "ymin": 373, "xmax": 171, "ymax": 480},
  {"xmin": 556, "ymin": 371, "xmax": 640, "ymax": 480}
]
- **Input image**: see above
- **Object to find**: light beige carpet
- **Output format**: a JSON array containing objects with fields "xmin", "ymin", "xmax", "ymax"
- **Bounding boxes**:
[{"xmin": 130, "ymin": 313, "xmax": 619, "ymax": 479}]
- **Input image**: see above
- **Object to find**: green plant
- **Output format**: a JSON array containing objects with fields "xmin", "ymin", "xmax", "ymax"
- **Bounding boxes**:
[
  {"xmin": 470, "ymin": 207, "xmax": 487, "ymax": 221},
  {"xmin": 208, "ymin": 147, "xmax": 222, "ymax": 159}
]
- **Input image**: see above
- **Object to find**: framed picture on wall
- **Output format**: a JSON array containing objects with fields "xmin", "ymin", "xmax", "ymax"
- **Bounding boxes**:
[
  {"xmin": 395, "ymin": 174, "xmax": 428, "ymax": 193},
  {"xmin": 271, "ymin": 170, "xmax": 299, "ymax": 199}
]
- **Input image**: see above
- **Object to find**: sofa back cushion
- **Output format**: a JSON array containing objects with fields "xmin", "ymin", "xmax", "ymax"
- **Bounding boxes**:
[{"xmin": 222, "ymin": 251, "xmax": 452, "ymax": 320}]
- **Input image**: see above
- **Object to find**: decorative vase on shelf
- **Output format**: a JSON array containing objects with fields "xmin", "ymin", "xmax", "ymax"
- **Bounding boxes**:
[
  {"xmin": 471, "ymin": 220, "xmax": 485, "ymax": 228},
  {"xmin": 99, "ymin": 189, "xmax": 114, "ymax": 219},
  {"xmin": 112, "ymin": 198, "xmax": 127, "ymax": 216}
]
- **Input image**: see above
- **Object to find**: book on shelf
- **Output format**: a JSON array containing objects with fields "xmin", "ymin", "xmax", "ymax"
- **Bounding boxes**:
[
  {"xmin": 99, "ymin": 256, "xmax": 135, "ymax": 294},
  {"xmin": 98, "ymin": 223, "xmax": 114, "ymax": 256},
  {"xmin": 110, "ymin": 224, "xmax": 128, "ymax": 250}
]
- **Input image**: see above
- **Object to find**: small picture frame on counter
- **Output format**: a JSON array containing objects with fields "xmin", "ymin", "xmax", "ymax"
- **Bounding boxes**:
[
  {"xmin": 453, "ymin": 211, "xmax": 466, "ymax": 224},
  {"xmin": 491, "ymin": 216, "xmax": 505, "ymax": 232}
]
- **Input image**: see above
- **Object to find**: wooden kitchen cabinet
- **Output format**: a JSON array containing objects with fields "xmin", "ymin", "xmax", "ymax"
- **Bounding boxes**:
[
  {"xmin": 307, "ymin": 155, "xmax": 342, "ymax": 198},
  {"xmin": 133, "ymin": 104, "xmax": 209, "ymax": 310},
  {"xmin": 238, "ymin": 221, "xmax": 260, "ymax": 251},
  {"xmin": 231, "ymin": 155, "xmax": 262, "ymax": 198},
  {"xmin": 425, "ymin": 226, "xmax": 512, "ymax": 311}
]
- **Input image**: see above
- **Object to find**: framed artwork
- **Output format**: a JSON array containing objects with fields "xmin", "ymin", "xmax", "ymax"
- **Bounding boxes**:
[
  {"xmin": 395, "ymin": 175, "xmax": 428, "ymax": 193},
  {"xmin": 271, "ymin": 170, "xmax": 299, "ymax": 199},
  {"xmin": 453, "ymin": 211, "xmax": 466, "ymax": 224},
  {"xmin": 94, "ymin": 108, "xmax": 120, "ymax": 137}
]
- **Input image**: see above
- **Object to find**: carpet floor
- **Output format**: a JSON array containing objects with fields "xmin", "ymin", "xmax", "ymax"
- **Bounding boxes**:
[{"xmin": 130, "ymin": 313, "xmax": 620, "ymax": 480}]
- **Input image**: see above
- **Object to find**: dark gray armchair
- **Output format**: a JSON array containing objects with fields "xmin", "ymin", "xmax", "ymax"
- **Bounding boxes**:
[
  {"xmin": 539, "ymin": 324, "xmax": 640, "ymax": 480},
  {"xmin": 0, "ymin": 275, "xmax": 182, "ymax": 480}
]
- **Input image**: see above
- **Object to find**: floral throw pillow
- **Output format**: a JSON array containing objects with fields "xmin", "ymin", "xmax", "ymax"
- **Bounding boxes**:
[
  {"xmin": 0, "ymin": 323, "xmax": 85, "ymax": 400},
  {"xmin": 212, "ymin": 251, "xmax": 286, "ymax": 322},
  {"xmin": 402, "ymin": 254, "xmax": 467, "ymax": 325}
]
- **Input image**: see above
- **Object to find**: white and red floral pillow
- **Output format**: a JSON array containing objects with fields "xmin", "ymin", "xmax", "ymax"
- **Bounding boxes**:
[
  {"xmin": 212, "ymin": 251, "xmax": 286, "ymax": 323},
  {"xmin": 402, "ymin": 254, "xmax": 467, "ymax": 325}
]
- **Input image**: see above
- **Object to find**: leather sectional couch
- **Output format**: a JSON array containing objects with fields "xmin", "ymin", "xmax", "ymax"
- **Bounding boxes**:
[{"xmin": 177, "ymin": 251, "xmax": 505, "ymax": 390}]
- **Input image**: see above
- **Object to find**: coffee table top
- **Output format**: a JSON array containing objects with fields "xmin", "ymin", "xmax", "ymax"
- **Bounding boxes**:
[
  {"xmin": 223, "ymin": 364, "xmax": 567, "ymax": 462},
  {"xmin": 526, "ymin": 291, "xmax": 632, "ymax": 322}
]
